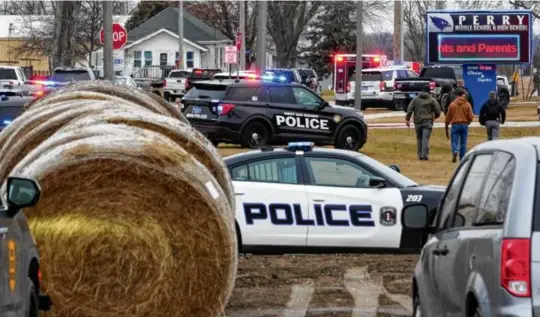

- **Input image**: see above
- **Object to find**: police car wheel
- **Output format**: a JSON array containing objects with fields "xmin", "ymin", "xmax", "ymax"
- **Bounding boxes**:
[
  {"xmin": 27, "ymin": 278, "xmax": 39, "ymax": 317},
  {"xmin": 335, "ymin": 124, "xmax": 363, "ymax": 151},
  {"xmin": 242, "ymin": 121, "xmax": 271, "ymax": 149},
  {"xmin": 412, "ymin": 293, "xmax": 421, "ymax": 317}
]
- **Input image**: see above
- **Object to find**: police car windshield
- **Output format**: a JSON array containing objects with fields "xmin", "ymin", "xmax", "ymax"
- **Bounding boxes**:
[
  {"xmin": 184, "ymin": 83, "xmax": 227, "ymax": 99},
  {"xmin": 357, "ymin": 155, "xmax": 418, "ymax": 187}
]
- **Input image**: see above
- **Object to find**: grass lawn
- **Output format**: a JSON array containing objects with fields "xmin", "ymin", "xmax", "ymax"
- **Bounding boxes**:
[
  {"xmin": 217, "ymin": 127, "xmax": 540, "ymax": 186},
  {"xmin": 369, "ymin": 105, "xmax": 538, "ymax": 124}
]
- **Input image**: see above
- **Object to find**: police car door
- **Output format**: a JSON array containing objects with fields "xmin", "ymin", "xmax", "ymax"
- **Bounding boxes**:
[
  {"xmin": 302, "ymin": 154, "xmax": 403, "ymax": 249},
  {"xmin": 230, "ymin": 155, "xmax": 310, "ymax": 247},
  {"xmin": 0, "ymin": 206, "xmax": 17, "ymax": 314}
]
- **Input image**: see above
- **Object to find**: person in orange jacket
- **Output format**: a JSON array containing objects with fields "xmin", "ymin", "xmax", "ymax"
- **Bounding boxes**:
[{"xmin": 445, "ymin": 90, "xmax": 474, "ymax": 162}]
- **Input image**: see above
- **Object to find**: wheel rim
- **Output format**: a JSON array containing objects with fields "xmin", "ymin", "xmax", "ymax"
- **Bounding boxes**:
[
  {"xmin": 248, "ymin": 129, "xmax": 264, "ymax": 147},
  {"xmin": 343, "ymin": 132, "xmax": 359, "ymax": 150}
]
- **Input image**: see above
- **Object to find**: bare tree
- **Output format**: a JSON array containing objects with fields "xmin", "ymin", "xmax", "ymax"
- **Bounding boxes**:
[
  {"xmin": 403, "ymin": 0, "xmax": 447, "ymax": 61},
  {"xmin": 267, "ymin": 1, "xmax": 322, "ymax": 67}
]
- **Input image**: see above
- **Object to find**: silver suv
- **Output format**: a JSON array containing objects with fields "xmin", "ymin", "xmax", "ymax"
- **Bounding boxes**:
[{"xmin": 402, "ymin": 137, "xmax": 540, "ymax": 317}]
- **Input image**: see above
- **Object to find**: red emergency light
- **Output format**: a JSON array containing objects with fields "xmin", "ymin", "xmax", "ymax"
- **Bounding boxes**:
[
  {"xmin": 335, "ymin": 56, "xmax": 344, "ymax": 62},
  {"xmin": 372, "ymin": 56, "xmax": 380, "ymax": 62}
]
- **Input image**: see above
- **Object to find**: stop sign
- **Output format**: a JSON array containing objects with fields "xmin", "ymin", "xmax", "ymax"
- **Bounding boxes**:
[{"xmin": 100, "ymin": 23, "xmax": 128, "ymax": 50}]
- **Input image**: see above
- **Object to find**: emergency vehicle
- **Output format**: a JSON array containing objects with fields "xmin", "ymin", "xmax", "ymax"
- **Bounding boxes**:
[
  {"xmin": 0, "ymin": 176, "xmax": 51, "ymax": 316},
  {"xmin": 225, "ymin": 142, "xmax": 446, "ymax": 254},
  {"xmin": 181, "ymin": 79, "xmax": 368, "ymax": 151},
  {"xmin": 332, "ymin": 54, "xmax": 422, "ymax": 106}
]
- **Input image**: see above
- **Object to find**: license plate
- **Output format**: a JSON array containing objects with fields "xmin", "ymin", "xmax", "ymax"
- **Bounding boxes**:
[
  {"xmin": 3, "ymin": 85, "xmax": 10, "ymax": 89},
  {"xmin": 361, "ymin": 86, "xmax": 368, "ymax": 91},
  {"xmin": 409, "ymin": 93, "xmax": 417, "ymax": 98}
]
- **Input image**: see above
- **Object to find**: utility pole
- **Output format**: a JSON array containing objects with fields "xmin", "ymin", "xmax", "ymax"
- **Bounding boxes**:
[
  {"xmin": 354, "ymin": 1, "xmax": 363, "ymax": 111},
  {"xmin": 178, "ymin": 0, "xmax": 184, "ymax": 69},
  {"xmin": 393, "ymin": 1, "xmax": 403, "ymax": 65},
  {"xmin": 256, "ymin": 0, "xmax": 267, "ymax": 71},
  {"xmin": 103, "ymin": 1, "xmax": 113, "ymax": 80},
  {"xmin": 239, "ymin": 0, "xmax": 246, "ymax": 70}
]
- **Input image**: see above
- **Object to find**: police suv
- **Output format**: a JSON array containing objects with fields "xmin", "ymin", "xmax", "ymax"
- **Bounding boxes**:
[
  {"xmin": 1, "ymin": 176, "xmax": 51, "ymax": 316},
  {"xmin": 182, "ymin": 80, "xmax": 368, "ymax": 151},
  {"xmin": 225, "ymin": 142, "xmax": 446, "ymax": 253}
]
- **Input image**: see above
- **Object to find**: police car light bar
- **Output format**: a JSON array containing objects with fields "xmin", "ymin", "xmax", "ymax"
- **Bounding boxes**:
[{"xmin": 287, "ymin": 142, "xmax": 314, "ymax": 152}]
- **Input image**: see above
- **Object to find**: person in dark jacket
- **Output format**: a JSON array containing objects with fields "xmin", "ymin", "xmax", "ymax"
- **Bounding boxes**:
[
  {"xmin": 479, "ymin": 91, "xmax": 506, "ymax": 141},
  {"xmin": 405, "ymin": 85, "xmax": 442, "ymax": 161}
]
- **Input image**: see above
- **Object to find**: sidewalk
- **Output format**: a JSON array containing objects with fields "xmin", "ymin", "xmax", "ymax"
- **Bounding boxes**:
[{"xmin": 368, "ymin": 121, "xmax": 540, "ymax": 129}]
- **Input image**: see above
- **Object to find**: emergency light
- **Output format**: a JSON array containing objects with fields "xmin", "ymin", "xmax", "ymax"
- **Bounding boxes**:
[
  {"xmin": 286, "ymin": 142, "xmax": 314, "ymax": 152},
  {"xmin": 3, "ymin": 119, "xmax": 11, "ymax": 125}
]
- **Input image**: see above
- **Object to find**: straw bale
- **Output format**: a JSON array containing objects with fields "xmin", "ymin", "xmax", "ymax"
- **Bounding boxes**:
[
  {"xmin": 60, "ymin": 109, "xmax": 234, "ymax": 208},
  {"xmin": 24, "ymin": 81, "xmax": 187, "ymax": 123},
  {"xmin": 10, "ymin": 127, "xmax": 237, "ymax": 317},
  {"xmin": 0, "ymin": 101, "xmax": 152, "ymax": 181}
]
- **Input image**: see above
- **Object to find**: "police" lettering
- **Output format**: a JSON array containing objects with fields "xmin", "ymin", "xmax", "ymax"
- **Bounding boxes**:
[
  {"xmin": 243, "ymin": 203, "xmax": 375, "ymax": 227},
  {"xmin": 276, "ymin": 115, "xmax": 329, "ymax": 130}
]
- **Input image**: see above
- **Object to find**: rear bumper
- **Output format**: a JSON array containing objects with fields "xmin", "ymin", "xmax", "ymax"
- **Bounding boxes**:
[{"xmin": 163, "ymin": 88, "xmax": 185, "ymax": 96}]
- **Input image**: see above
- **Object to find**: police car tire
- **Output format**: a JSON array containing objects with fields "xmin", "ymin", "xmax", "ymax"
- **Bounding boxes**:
[
  {"xmin": 412, "ymin": 293, "xmax": 421, "ymax": 317},
  {"xmin": 241, "ymin": 121, "xmax": 271, "ymax": 149},
  {"xmin": 27, "ymin": 278, "xmax": 39, "ymax": 317},
  {"xmin": 335, "ymin": 124, "xmax": 364, "ymax": 151}
]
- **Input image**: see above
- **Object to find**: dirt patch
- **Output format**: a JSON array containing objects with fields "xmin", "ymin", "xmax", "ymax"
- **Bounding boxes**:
[{"xmin": 226, "ymin": 286, "xmax": 291, "ymax": 310}]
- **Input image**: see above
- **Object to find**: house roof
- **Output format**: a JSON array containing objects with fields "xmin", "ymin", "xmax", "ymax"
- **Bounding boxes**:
[
  {"xmin": 127, "ymin": 7, "xmax": 231, "ymax": 44},
  {"xmin": 124, "ymin": 28, "xmax": 208, "ymax": 51}
]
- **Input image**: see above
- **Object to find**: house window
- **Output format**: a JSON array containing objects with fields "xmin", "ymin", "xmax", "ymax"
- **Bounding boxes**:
[
  {"xmin": 186, "ymin": 51, "xmax": 194, "ymax": 68},
  {"xmin": 144, "ymin": 51, "xmax": 152, "ymax": 66},
  {"xmin": 134, "ymin": 51, "xmax": 142, "ymax": 68},
  {"xmin": 159, "ymin": 53, "xmax": 168, "ymax": 66}
]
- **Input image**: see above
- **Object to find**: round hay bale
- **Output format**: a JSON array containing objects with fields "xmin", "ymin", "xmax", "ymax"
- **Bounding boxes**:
[
  {"xmin": 0, "ymin": 101, "xmax": 152, "ymax": 180},
  {"xmin": 60, "ymin": 109, "xmax": 234, "ymax": 208},
  {"xmin": 25, "ymin": 81, "xmax": 187, "ymax": 123},
  {"xmin": 11, "ymin": 126, "xmax": 237, "ymax": 317}
]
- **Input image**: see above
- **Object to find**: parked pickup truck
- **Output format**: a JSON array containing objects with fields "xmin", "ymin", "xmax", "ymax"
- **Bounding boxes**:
[
  {"xmin": 184, "ymin": 68, "xmax": 222, "ymax": 92},
  {"xmin": 393, "ymin": 65, "xmax": 510, "ymax": 112},
  {"xmin": 163, "ymin": 69, "xmax": 189, "ymax": 101}
]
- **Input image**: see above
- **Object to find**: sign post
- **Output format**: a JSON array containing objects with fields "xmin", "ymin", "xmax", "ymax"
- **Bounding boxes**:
[
  {"xmin": 225, "ymin": 46, "xmax": 238, "ymax": 79},
  {"xmin": 426, "ymin": 10, "xmax": 533, "ymax": 113}
]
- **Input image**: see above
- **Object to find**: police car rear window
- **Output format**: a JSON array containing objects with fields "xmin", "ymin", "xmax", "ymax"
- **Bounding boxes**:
[
  {"xmin": 231, "ymin": 158, "xmax": 297, "ymax": 184},
  {"xmin": 227, "ymin": 87, "xmax": 261, "ymax": 102},
  {"xmin": 184, "ymin": 84, "xmax": 227, "ymax": 99},
  {"xmin": 169, "ymin": 71, "xmax": 188, "ymax": 78}
]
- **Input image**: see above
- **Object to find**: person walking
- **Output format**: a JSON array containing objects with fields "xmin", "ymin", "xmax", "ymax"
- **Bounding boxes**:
[
  {"xmin": 531, "ymin": 68, "xmax": 540, "ymax": 98},
  {"xmin": 448, "ymin": 79, "xmax": 474, "ymax": 112},
  {"xmin": 405, "ymin": 85, "xmax": 442, "ymax": 161},
  {"xmin": 445, "ymin": 90, "xmax": 474, "ymax": 163},
  {"xmin": 479, "ymin": 91, "xmax": 506, "ymax": 141}
]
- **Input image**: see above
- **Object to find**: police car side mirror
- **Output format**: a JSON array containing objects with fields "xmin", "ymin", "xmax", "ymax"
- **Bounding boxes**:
[
  {"xmin": 401, "ymin": 204, "xmax": 429, "ymax": 229},
  {"xmin": 319, "ymin": 101, "xmax": 329, "ymax": 109},
  {"xmin": 369, "ymin": 176, "xmax": 387, "ymax": 188},
  {"xmin": 5, "ymin": 176, "xmax": 41, "ymax": 217}
]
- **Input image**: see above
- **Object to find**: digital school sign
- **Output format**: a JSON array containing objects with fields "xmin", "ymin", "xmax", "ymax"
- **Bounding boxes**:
[{"xmin": 426, "ymin": 10, "xmax": 533, "ymax": 64}]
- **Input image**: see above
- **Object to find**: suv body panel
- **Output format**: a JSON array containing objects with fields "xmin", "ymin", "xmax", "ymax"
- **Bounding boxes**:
[{"xmin": 414, "ymin": 138, "xmax": 540, "ymax": 317}]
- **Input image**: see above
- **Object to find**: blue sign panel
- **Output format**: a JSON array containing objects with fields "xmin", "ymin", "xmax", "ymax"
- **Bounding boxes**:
[
  {"xmin": 462, "ymin": 64, "xmax": 497, "ymax": 115},
  {"xmin": 426, "ymin": 10, "xmax": 533, "ymax": 64}
]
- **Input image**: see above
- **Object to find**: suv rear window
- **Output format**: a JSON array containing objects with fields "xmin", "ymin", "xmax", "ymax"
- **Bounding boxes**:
[
  {"xmin": 169, "ymin": 71, "xmax": 188, "ymax": 78},
  {"xmin": 51, "ymin": 70, "xmax": 91, "ymax": 82},
  {"xmin": 420, "ymin": 67, "xmax": 456, "ymax": 79},
  {"xmin": 184, "ymin": 83, "xmax": 227, "ymax": 99},
  {"xmin": 0, "ymin": 69, "xmax": 17, "ymax": 80},
  {"xmin": 227, "ymin": 87, "xmax": 261, "ymax": 102}
]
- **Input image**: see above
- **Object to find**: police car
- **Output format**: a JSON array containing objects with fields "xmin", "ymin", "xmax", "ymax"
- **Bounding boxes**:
[
  {"xmin": 181, "ymin": 80, "xmax": 368, "ymax": 151},
  {"xmin": 225, "ymin": 142, "xmax": 446, "ymax": 254},
  {"xmin": 1, "ymin": 176, "xmax": 52, "ymax": 316}
]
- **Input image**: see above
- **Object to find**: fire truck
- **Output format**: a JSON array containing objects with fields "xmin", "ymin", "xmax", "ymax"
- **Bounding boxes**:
[{"xmin": 332, "ymin": 54, "xmax": 423, "ymax": 106}]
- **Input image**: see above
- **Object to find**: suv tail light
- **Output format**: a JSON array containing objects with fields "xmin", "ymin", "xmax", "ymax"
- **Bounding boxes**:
[
  {"xmin": 429, "ymin": 81, "xmax": 436, "ymax": 90},
  {"xmin": 379, "ymin": 81, "xmax": 385, "ymax": 91},
  {"xmin": 163, "ymin": 79, "xmax": 166, "ymax": 88},
  {"xmin": 500, "ymin": 238, "xmax": 531, "ymax": 297},
  {"xmin": 217, "ymin": 103, "xmax": 235, "ymax": 116}
]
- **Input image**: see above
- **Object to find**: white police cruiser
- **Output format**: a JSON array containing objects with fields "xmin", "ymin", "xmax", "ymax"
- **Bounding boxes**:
[{"xmin": 225, "ymin": 142, "xmax": 446, "ymax": 254}]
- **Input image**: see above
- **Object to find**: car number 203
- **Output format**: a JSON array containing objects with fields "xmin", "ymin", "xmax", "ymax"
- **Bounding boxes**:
[{"xmin": 405, "ymin": 194, "xmax": 423, "ymax": 202}]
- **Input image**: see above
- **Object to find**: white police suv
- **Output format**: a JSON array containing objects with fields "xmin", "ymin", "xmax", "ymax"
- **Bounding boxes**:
[{"xmin": 225, "ymin": 142, "xmax": 446, "ymax": 254}]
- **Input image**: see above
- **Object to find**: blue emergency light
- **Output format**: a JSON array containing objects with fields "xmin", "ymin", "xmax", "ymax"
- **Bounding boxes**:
[
  {"xmin": 3, "ymin": 119, "xmax": 11, "ymax": 125},
  {"xmin": 262, "ymin": 72, "xmax": 288, "ymax": 83},
  {"xmin": 286, "ymin": 142, "xmax": 314, "ymax": 152}
]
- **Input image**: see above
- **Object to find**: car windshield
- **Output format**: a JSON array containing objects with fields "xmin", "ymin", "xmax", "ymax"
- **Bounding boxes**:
[
  {"xmin": 169, "ymin": 71, "xmax": 188, "ymax": 78},
  {"xmin": 51, "ymin": 70, "xmax": 91, "ymax": 82},
  {"xmin": 183, "ymin": 83, "xmax": 227, "ymax": 99},
  {"xmin": 114, "ymin": 78, "xmax": 127, "ymax": 85},
  {"xmin": 0, "ymin": 69, "xmax": 17, "ymax": 80},
  {"xmin": 357, "ymin": 154, "xmax": 418, "ymax": 187}
]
